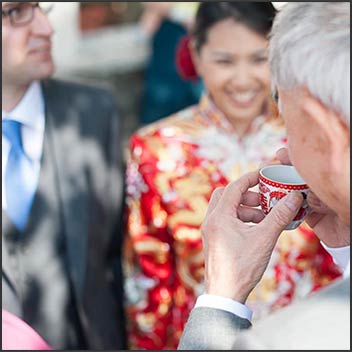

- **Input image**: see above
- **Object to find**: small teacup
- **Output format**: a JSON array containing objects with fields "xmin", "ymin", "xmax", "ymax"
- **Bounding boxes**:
[{"xmin": 259, "ymin": 165, "xmax": 310, "ymax": 230}]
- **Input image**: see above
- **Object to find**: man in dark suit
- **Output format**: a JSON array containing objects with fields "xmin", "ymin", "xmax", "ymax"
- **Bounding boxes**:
[
  {"xmin": 2, "ymin": 2, "xmax": 126, "ymax": 349},
  {"xmin": 178, "ymin": 2, "xmax": 350, "ymax": 350}
]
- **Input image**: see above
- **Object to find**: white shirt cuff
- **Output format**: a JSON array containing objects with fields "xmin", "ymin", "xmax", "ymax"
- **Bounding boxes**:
[
  {"xmin": 320, "ymin": 242, "xmax": 350, "ymax": 275},
  {"xmin": 195, "ymin": 294, "xmax": 253, "ymax": 321}
]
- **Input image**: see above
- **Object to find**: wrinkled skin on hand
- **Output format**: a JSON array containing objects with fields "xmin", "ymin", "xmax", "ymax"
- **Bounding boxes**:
[{"xmin": 202, "ymin": 170, "xmax": 303, "ymax": 303}]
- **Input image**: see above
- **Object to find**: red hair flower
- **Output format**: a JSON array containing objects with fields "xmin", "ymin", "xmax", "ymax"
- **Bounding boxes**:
[{"xmin": 175, "ymin": 34, "xmax": 198, "ymax": 81}]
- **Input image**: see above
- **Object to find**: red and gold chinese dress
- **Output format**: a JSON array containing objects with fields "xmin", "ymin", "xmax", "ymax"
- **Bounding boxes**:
[{"xmin": 124, "ymin": 95, "xmax": 342, "ymax": 350}]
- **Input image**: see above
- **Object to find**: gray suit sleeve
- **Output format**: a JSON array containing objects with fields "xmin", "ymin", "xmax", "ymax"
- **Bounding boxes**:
[
  {"xmin": 179, "ymin": 278, "xmax": 350, "ymax": 350},
  {"xmin": 178, "ymin": 307, "xmax": 251, "ymax": 350}
]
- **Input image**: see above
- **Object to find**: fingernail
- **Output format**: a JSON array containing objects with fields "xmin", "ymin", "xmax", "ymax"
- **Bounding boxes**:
[{"xmin": 285, "ymin": 192, "xmax": 303, "ymax": 211}]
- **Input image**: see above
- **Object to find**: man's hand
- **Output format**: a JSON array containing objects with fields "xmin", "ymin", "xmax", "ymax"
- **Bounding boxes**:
[
  {"xmin": 202, "ymin": 170, "xmax": 303, "ymax": 303},
  {"xmin": 276, "ymin": 148, "xmax": 350, "ymax": 248}
]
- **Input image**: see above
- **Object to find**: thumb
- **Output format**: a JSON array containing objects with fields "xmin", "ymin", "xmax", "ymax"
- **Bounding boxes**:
[{"xmin": 260, "ymin": 192, "xmax": 304, "ymax": 235}]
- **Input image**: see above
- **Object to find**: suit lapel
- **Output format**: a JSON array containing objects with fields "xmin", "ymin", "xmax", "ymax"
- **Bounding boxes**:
[
  {"xmin": 41, "ymin": 79, "xmax": 88, "ymax": 300},
  {"xmin": 2, "ymin": 209, "xmax": 17, "ymax": 237},
  {"xmin": 2, "ymin": 210, "xmax": 21, "ymax": 295}
]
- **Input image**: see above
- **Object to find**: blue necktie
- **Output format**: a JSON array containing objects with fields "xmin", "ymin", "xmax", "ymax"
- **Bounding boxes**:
[{"xmin": 2, "ymin": 119, "xmax": 37, "ymax": 231}]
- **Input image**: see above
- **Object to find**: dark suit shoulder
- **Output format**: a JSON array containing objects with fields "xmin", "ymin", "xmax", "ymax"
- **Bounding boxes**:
[
  {"xmin": 41, "ymin": 78, "xmax": 121, "ymax": 142},
  {"xmin": 42, "ymin": 78, "xmax": 117, "ymax": 107}
]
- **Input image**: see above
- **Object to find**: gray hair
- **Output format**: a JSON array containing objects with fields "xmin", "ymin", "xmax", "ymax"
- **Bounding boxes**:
[{"xmin": 269, "ymin": 2, "xmax": 350, "ymax": 125}]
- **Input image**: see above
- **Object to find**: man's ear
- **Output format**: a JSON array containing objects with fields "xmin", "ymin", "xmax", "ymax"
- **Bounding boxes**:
[
  {"xmin": 189, "ymin": 38, "xmax": 202, "ymax": 77},
  {"xmin": 301, "ymin": 92, "xmax": 350, "ymax": 168}
]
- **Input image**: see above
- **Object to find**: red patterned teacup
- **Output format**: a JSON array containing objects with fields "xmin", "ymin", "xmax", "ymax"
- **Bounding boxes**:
[{"xmin": 259, "ymin": 165, "xmax": 310, "ymax": 230}]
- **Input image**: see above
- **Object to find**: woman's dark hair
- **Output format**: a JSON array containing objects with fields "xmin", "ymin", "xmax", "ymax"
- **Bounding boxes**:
[{"xmin": 192, "ymin": 2, "xmax": 277, "ymax": 52}]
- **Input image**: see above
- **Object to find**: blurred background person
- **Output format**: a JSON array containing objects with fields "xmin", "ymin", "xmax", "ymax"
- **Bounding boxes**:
[
  {"xmin": 138, "ymin": 2, "xmax": 203, "ymax": 125},
  {"xmin": 123, "ymin": 2, "xmax": 341, "ymax": 350},
  {"xmin": 2, "ymin": 2, "xmax": 125, "ymax": 349}
]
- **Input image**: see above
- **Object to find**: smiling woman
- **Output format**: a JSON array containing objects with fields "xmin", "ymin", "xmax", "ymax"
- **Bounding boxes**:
[
  {"xmin": 191, "ymin": 17, "xmax": 271, "ymax": 136},
  {"xmin": 123, "ymin": 2, "xmax": 342, "ymax": 350}
]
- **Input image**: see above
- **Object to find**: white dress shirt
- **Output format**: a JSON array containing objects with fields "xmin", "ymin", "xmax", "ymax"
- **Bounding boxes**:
[
  {"xmin": 195, "ymin": 294, "xmax": 253, "ymax": 321},
  {"xmin": 195, "ymin": 243, "xmax": 350, "ymax": 321},
  {"xmin": 2, "ymin": 81, "xmax": 45, "ymax": 210},
  {"xmin": 321, "ymin": 243, "xmax": 350, "ymax": 278}
]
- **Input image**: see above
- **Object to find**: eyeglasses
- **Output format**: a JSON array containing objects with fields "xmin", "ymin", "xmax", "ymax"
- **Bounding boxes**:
[{"xmin": 2, "ymin": 2, "xmax": 53, "ymax": 27}]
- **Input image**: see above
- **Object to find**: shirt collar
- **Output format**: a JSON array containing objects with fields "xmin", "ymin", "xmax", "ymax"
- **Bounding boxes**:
[
  {"xmin": 198, "ymin": 93, "xmax": 235, "ymax": 133},
  {"xmin": 2, "ymin": 81, "xmax": 45, "ymax": 132},
  {"xmin": 197, "ymin": 92, "xmax": 273, "ymax": 137}
]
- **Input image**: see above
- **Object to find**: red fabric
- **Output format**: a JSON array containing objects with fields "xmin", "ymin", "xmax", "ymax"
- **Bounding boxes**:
[
  {"xmin": 175, "ymin": 35, "xmax": 198, "ymax": 81},
  {"xmin": 2, "ymin": 310, "xmax": 52, "ymax": 350}
]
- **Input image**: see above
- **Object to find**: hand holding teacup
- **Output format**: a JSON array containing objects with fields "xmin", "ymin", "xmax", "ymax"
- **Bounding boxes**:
[
  {"xmin": 201, "ymin": 147, "xmax": 348, "ymax": 306},
  {"xmin": 201, "ymin": 168, "xmax": 304, "ymax": 303}
]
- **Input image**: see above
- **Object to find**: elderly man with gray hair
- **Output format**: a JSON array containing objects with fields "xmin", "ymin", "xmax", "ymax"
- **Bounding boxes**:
[{"xmin": 178, "ymin": 2, "xmax": 350, "ymax": 350}]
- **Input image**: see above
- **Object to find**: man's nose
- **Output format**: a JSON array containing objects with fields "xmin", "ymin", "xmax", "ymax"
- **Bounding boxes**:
[{"xmin": 30, "ymin": 7, "xmax": 54, "ymax": 37}]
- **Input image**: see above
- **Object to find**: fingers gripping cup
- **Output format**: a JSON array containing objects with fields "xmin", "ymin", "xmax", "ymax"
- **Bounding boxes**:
[{"xmin": 259, "ymin": 165, "xmax": 310, "ymax": 230}]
